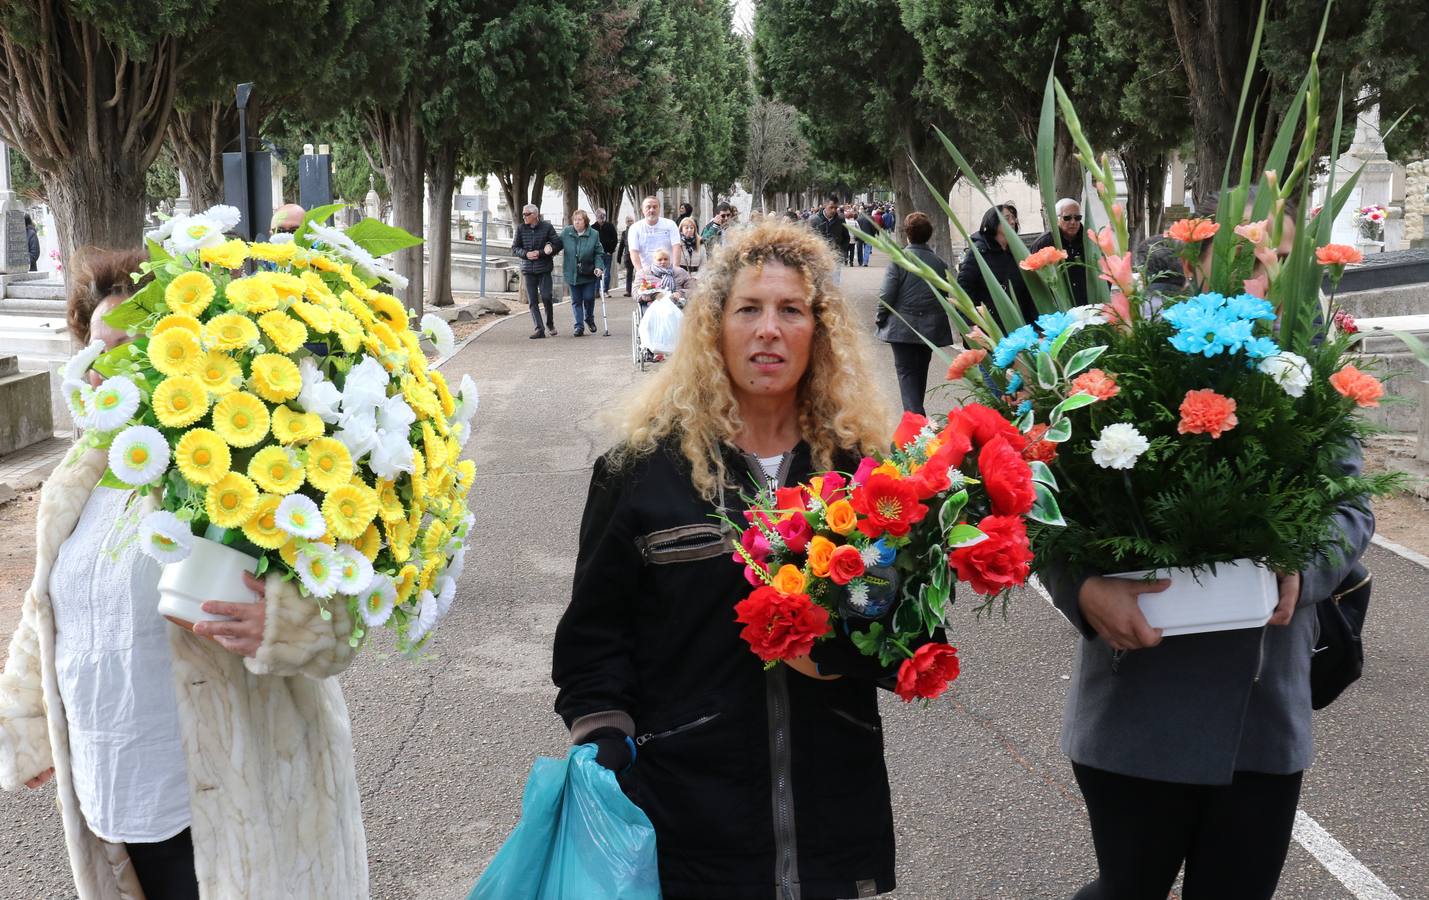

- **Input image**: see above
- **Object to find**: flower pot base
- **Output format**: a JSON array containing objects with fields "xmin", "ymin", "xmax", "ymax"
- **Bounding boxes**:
[
  {"xmin": 156, "ymin": 535, "xmax": 261, "ymax": 625},
  {"xmin": 1110, "ymin": 559, "xmax": 1277, "ymax": 637}
]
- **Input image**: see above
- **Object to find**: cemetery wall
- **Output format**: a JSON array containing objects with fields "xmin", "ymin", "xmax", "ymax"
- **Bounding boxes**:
[{"xmin": 1406, "ymin": 160, "xmax": 1428, "ymax": 244}]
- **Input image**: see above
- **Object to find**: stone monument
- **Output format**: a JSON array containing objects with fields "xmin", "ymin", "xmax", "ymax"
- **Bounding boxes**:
[
  {"xmin": 1327, "ymin": 95, "xmax": 1400, "ymax": 251},
  {"xmin": 0, "ymin": 141, "xmax": 31, "ymax": 275}
]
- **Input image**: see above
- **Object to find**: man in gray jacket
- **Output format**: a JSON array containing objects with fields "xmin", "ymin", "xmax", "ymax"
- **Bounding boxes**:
[
  {"xmin": 512, "ymin": 204, "xmax": 562, "ymax": 339},
  {"xmin": 1044, "ymin": 443, "xmax": 1375, "ymax": 899}
]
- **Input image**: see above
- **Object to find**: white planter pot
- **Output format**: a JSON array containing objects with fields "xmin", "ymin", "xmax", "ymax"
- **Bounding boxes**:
[
  {"xmin": 1109, "ymin": 558, "xmax": 1277, "ymax": 637},
  {"xmin": 156, "ymin": 535, "xmax": 260, "ymax": 625}
]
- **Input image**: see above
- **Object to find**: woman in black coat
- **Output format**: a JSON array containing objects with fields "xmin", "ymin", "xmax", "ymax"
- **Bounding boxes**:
[
  {"xmin": 553, "ymin": 220, "xmax": 915, "ymax": 900},
  {"xmin": 876, "ymin": 211, "xmax": 952, "ymax": 415},
  {"xmin": 956, "ymin": 206, "xmax": 1035, "ymax": 327}
]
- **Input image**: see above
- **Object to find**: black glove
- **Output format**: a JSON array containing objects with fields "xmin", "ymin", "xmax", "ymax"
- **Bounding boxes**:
[{"xmin": 586, "ymin": 727, "xmax": 635, "ymax": 773}]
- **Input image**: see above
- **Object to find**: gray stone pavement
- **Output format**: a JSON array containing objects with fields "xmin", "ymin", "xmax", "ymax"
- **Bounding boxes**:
[{"xmin": 2, "ymin": 257, "xmax": 1428, "ymax": 898}]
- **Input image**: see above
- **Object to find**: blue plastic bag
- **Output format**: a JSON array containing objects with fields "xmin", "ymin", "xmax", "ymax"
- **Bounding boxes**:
[{"xmin": 470, "ymin": 744, "xmax": 661, "ymax": 900}]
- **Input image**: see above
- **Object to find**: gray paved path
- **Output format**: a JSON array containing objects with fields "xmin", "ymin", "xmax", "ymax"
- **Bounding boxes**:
[{"xmin": 3, "ymin": 258, "xmax": 1427, "ymax": 898}]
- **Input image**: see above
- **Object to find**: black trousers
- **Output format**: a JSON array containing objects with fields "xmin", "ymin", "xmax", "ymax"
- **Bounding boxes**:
[
  {"xmin": 889, "ymin": 342, "xmax": 933, "ymax": 416},
  {"xmin": 522, "ymin": 271, "xmax": 554, "ymax": 331},
  {"xmin": 126, "ymin": 828, "xmax": 199, "ymax": 900},
  {"xmin": 624, "ymin": 260, "xmax": 634, "ymax": 294},
  {"xmin": 1071, "ymin": 763, "xmax": 1303, "ymax": 900}
]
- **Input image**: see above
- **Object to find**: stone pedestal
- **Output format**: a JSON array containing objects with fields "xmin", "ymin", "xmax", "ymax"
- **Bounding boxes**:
[{"xmin": 0, "ymin": 356, "xmax": 55, "ymax": 455}]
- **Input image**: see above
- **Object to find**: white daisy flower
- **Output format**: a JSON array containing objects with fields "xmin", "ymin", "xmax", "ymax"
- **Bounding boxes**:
[
  {"xmin": 407, "ymin": 589, "xmax": 439, "ymax": 643},
  {"xmin": 87, "ymin": 375, "xmax": 141, "ymax": 431},
  {"xmin": 138, "ymin": 510, "xmax": 193, "ymax": 564},
  {"xmin": 1090, "ymin": 423, "xmax": 1150, "ymax": 470},
  {"xmin": 298, "ymin": 358, "xmax": 343, "ymax": 423},
  {"xmin": 334, "ymin": 544, "xmax": 375, "ymax": 596},
  {"xmin": 62, "ymin": 339, "xmax": 106, "ymax": 383},
  {"xmin": 859, "ymin": 544, "xmax": 883, "ymax": 568},
  {"xmin": 62, "ymin": 378, "xmax": 96, "ymax": 430},
  {"xmin": 445, "ymin": 545, "xmax": 467, "ymax": 583},
  {"xmin": 166, "ymin": 213, "xmax": 227, "ymax": 254},
  {"xmin": 108, "ymin": 425, "xmax": 170, "ymax": 486},
  {"xmin": 358, "ymin": 574, "xmax": 397, "ymax": 627},
  {"xmin": 451, "ymin": 374, "xmax": 480, "ymax": 425},
  {"xmin": 276, "ymin": 494, "xmax": 326, "ymax": 539},
  {"xmin": 419, "ymin": 313, "xmax": 456, "ymax": 357},
  {"xmin": 450, "ymin": 420, "xmax": 471, "ymax": 450},
  {"xmin": 845, "ymin": 580, "xmax": 871, "ymax": 613},
  {"xmin": 203, "ymin": 204, "xmax": 243, "ymax": 232},
  {"xmin": 295, "ymin": 545, "xmax": 341, "ymax": 598},
  {"xmin": 435, "ymin": 574, "xmax": 457, "ymax": 618},
  {"xmin": 306, "ymin": 221, "xmax": 409, "ymax": 290}
]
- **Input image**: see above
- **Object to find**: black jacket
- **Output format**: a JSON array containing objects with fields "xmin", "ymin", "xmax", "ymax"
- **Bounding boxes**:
[
  {"xmin": 511, "ymin": 219, "xmax": 562, "ymax": 274},
  {"xmin": 27, "ymin": 225, "xmax": 40, "ymax": 271},
  {"xmin": 957, "ymin": 232, "xmax": 1035, "ymax": 328},
  {"xmin": 554, "ymin": 441, "xmax": 899, "ymax": 899},
  {"xmin": 595, "ymin": 219, "xmax": 619, "ymax": 254},
  {"xmin": 808, "ymin": 211, "xmax": 846, "ymax": 253},
  {"xmin": 877, "ymin": 243, "xmax": 953, "ymax": 347},
  {"xmin": 1033, "ymin": 227, "xmax": 1088, "ymax": 306}
]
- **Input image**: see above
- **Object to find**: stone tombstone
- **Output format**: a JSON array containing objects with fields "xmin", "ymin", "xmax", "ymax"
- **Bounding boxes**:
[{"xmin": 1, "ymin": 206, "xmax": 27, "ymax": 274}]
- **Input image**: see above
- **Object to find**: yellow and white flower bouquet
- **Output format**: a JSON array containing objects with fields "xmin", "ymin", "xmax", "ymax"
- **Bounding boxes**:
[{"xmin": 64, "ymin": 205, "xmax": 473, "ymax": 653}]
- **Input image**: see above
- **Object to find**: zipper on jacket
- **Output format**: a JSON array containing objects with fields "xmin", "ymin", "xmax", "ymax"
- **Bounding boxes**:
[
  {"xmin": 831, "ymin": 707, "xmax": 879, "ymax": 733},
  {"xmin": 635, "ymin": 712, "xmax": 721, "ymax": 746},
  {"xmin": 766, "ymin": 666, "xmax": 802, "ymax": 900}
]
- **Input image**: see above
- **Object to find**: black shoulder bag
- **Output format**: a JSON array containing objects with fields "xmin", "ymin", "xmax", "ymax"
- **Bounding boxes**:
[{"xmin": 1310, "ymin": 562, "xmax": 1372, "ymax": 710}]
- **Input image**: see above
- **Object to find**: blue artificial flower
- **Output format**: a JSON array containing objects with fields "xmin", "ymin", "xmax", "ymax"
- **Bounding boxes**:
[
  {"xmin": 872, "ymin": 538, "xmax": 898, "ymax": 567},
  {"xmin": 1226, "ymin": 294, "xmax": 1275, "ymax": 321},
  {"xmin": 1036, "ymin": 311, "xmax": 1073, "ymax": 340},
  {"xmin": 1170, "ymin": 329, "xmax": 1216, "ymax": 356},
  {"xmin": 1243, "ymin": 336, "xmax": 1280, "ymax": 360},
  {"xmin": 992, "ymin": 325, "xmax": 1038, "ymax": 368},
  {"xmin": 1005, "ymin": 372, "xmax": 1024, "ymax": 394},
  {"xmin": 1017, "ymin": 399, "xmax": 1033, "ymax": 416},
  {"xmin": 1212, "ymin": 318, "xmax": 1254, "ymax": 354}
]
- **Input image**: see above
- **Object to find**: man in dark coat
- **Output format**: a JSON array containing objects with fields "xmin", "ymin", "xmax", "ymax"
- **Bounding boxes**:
[
  {"xmin": 1033, "ymin": 197, "xmax": 1088, "ymax": 306},
  {"xmin": 594, "ymin": 208, "xmax": 619, "ymax": 295},
  {"xmin": 808, "ymin": 198, "xmax": 847, "ymax": 282},
  {"xmin": 511, "ymin": 204, "xmax": 563, "ymax": 339},
  {"xmin": 25, "ymin": 214, "xmax": 40, "ymax": 271}
]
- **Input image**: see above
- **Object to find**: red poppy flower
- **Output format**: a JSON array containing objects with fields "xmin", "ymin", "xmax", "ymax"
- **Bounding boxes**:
[
  {"xmin": 850, "ymin": 473, "xmax": 928, "ymax": 539},
  {"xmin": 979, "ymin": 435, "xmax": 1036, "ymax": 516},
  {"xmin": 734, "ymin": 586, "xmax": 831, "ymax": 662},
  {"xmin": 948, "ymin": 514, "xmax": 1032, "ymax": 596},
  {"xmin": 893, "ymin": 411, "xmax": 931, "ymax": 449},
  {"xmin": 947, "ymin": 403, "xmax": 1027, "ymax": 452},
  {"xmin": 894, "ymin": 643, "xmax": 961, "ymax": 701}
]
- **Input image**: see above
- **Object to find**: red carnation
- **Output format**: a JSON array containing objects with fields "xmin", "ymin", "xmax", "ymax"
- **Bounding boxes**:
[
  {"xmin": 948, "ymin": 514, "xmax": 1032, "ymax": 596},
  {"xmin": 827, "ymin": 544, "xmax": 867, "ymax": 585},
  {"xmin": 894, "ymin": 643, "xmax": 961, "ymax": 702},
  {"xmin": 892, "ymin": 411, "xmax": 931, "ymax": 449},
  {"xmin": 734, "ymin": 586, "xmax": 831, "ymax": 662},
  {"xmin": 1021, "ymin": 424, "xmax": 1058, "ymax": 464},
  {"xmin": 947, "ymin": 403, "xmax": 1027, "ymax": 452},
  {"xmin": 979, "ymin": 435, "xmax": 1036, "ymax": 516},
  {"xmin": 850, "ymin": 473, "xmax": 929, "ymax": 539}
]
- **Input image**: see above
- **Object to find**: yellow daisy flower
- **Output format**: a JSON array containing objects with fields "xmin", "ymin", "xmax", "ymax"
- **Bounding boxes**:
[
  {"xmin": 418, "ymin": 557, "xmax": 440, "ymax": 593},
  {"xmin": 174, "ymin": 428, "xmax": 231, "ymax": 486},
  {"xmin": 369, "ymin": 293, "xmax": 409, "ymax": 332},
  {"xmin": 355, "ymin": 521, "xmax": 382, "ymax": 561},
  {"xmin": 249, "ymin": 353, "xmax": 302, "ymax": 403},
  {"xmin": 420, "ymin": 519, "xmax": 449, "ymax": 557},
  {"xmin": 376, "ymin": 479, "xmax": 404, "ymax": 522},
  {"xmin": 421, "ymin": 421, "xmax": 447, "ymax": 471},
  {"xmin": 151, "ymin": 375, "xmax": 210, "ymax": 428},
  {"xmin": 148, "ymin": 327, "xmax": 202, "ymax": 377},
  {"xmin": 329, "ymin": 309, "xmax": 364, "ymax": 354},
  {"xmin": 225, "ymin": 275, "xmax": 280, "ymax": 314},
  {"xmin": 153, "ymin": 313, "xmax": 203, "ymax": 338},
  {"xmin": 304, "ymin": 437, "xmax": 353, "ymax": 492},
  {"xmin": 300, "ymin": 271, "xmax": 337, "ymax": 305},
  {"xmin": 307, "ymin": 253, "xmax": 341, "ymax": 273},
  {"xmin": 271, "ymin": 405, "xmax": 324, "ymax": 444},
  {"xmin": 430, "ymin": 371, "xmax": 456, "ymax": 418},
  {"xmin": 322, "ymin": 483, "xmax": 378, "ymax": 541},
  {"xmin": 403, "ymin": 376, "xmax": 441, "ymax": 420},
  {"xmin": 242, "ymin": 494, "xmax": 288, "ymax": 549},
  {"xmin": 211, "ymin": 391, "xmax": 270, "ymax": 448},
  {"xmin": 248, "ymin": 445, "xmax": 305, "ymax": 494},
  {"xmin": 289, "ymin": 300, "xmax": 333, "ymax": 334},
  {"xmin": 384, "ymin": 517, "xmax": 413, "ymax": 563},
  {"xmin": 248, "ymin": 241, "xmax": 298, "ymax": 266},
  {"xmin": 164, "ymin": 271, "xmax": 216, "ymax": 317},
  {"xmin": 267, "ymin": 271, "xmax": 306, "ymax": 301},
  {"xmin": 257, "ymin": 310, "xmax": 308, "ymax": 354},
  {"xmin": 338, "ymin": 265, "xmax": 366, "ymax": 292},
  {"xmin": 199, "ymin": 239, "xmax": 249, "ymax": 270},
  {"xmin": 340, "ymin": 290, "xmax": 376, "ymax": 327},
  {"xmin": 205, "ymin": 312, "xmax": 260, "ymax": 351},
  {"xmin": 456, "ymin": 459, "xmax": 476, "ymax": 493},
  {"xmin": 205, "ymin": 472, "xmax": 259, "ymax": 527},
  {"xmin": 394, "ymin": 563, "xmax": 419, "ymax": 604},
  {"xmin": 194, "ymin": 350, "xmax": 242, "ymax": 395}
]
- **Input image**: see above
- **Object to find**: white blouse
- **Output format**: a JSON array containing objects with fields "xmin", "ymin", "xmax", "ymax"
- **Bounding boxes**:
[{"xmin": 48, "ymin": 487, "xmax": 191, "ymax": 843}]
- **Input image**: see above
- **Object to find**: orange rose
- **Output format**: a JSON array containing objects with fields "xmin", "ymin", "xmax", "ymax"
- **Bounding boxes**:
[
  {"xmin": 772, "ymin": 564, "xmax": 807, "ymax": 595},
  {"xmin": 807, "ymin": 535, "xmax": 836, "ymax": 578},
  {"xmin": 825, "ymin": 500, "xmax": 857, "ymax": 536},
  {"xmin": 1019, "ymin": 246, "xmax": 1068, "ymax": 272},
  {"xmin": 1329, "ymin": 365, "xmax": 1383, "ymax": 408}
]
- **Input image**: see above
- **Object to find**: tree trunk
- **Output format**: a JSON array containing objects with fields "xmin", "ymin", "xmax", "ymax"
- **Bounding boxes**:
[
  {"xmin": 426, "ymin": 142, "xmax": 457, "ymax": 308},
  {"xmin": 368, "ymin": 90, "xmax": 426, "ymax": 315},
  {"xmin": 45, "ymin": 161, "xmax": 149, "ymax": 277},
  {"xmin": 902, "ymin": 127, "xmax": 958, "ymax": 264},
  {"xmin": 1053, "ymin": 125, "xmax": 1084, "ymax": 208},
  {"xmin": 169, "ymin": 102, "xmax": 232, "ymax": 213},
  {"xmin": 531, "ymin": 167, "xmax": 547, "ymax": 210},
  {"xmin": 563, "ymin": 170, "xmax": 580, "ymax": 223}
]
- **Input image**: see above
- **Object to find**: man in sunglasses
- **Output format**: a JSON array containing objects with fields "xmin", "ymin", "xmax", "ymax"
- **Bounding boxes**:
[{"xmin": 1033, "ymin": 197, "xmax": 1088, "ymax": 306}]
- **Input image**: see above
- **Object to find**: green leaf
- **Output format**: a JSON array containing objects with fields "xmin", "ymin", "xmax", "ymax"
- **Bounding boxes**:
[
  {"xmin": 1016, "ymin": 409, "xmax": 1034, "ymax": 433},
  {"xmin": 293, "ymin": 203, "xmax": 348, "ymax": 247},
  {"xmin": 939, "ymin": 489, "xmax": 969, "ymax": 532},
  {"xmin": 850, "ymin": 622, "xmax": 885, "ymax": 657},
  {"xmin": 1035, "ymin": 350, "xmax": 1058, "ymax": 389},
  {"xmin": 145, "ymin": 238, "xmax": 172, "ymax": 263},
  {"xmin": 1050, "ymin": 392, "xmax": 1098, "ymax": 421},
  {"xmin": 946, "ymin": 524, "xmax": 986, "ymax": 548},
  {"xmin": 102, "ymin": 278, "xmax": 164, "ymax": 330},
  {"xmin": 1064, "ymin": 345, "xmax": 1107, "ymax": 379},
  {"xmin": 1048, "ymin": 325, "xmax": 1076, "ymax": 362},
  {"xmin": 254, "ymin": 555, "xmax": 270, "ymax": 577},
  {"xmin": 97, "ymin": 469, "xmax": 131, "ymax": 490},
  {"xmin": 1028, "ymin": 481, "xmax": 1065, "ymax": 526},
  {"xmin": 1028, "ymin": 460, "xmax": 1058, "ymax": 489},
  {"xmin": 344, "ymin": 217, "xmax": 424, "ymax": 258},
  {"xmin": 1044, "ymin": 418, "xmax": 1073, "ymax": 443}
]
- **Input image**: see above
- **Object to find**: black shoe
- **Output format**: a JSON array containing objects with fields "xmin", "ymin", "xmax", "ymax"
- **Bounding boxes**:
[
  {"xmin": 529, "ymin": 329, "xmax": 545, "ymax": 339},
  {"xmin": 574, "ymin": 329, "xmax": 584, "ymax": 337},
  {"xmin": 586, "ymin": 318, "xmax": 597, "ymax": 332}
]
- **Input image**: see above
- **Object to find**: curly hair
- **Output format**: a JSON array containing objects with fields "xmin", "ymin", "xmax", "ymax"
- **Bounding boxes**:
[
  {"xmin": 66, "ymin": 248, "xmax": 149, "ymax": 344},
  {"xmin": 613, "ymin": 220, "xmax": 892, "ymax": 500}
]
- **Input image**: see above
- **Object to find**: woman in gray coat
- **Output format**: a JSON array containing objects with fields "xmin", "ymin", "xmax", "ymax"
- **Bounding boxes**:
[{"xmin": 876, "ymin": 212, "xmax": 952, "ymax": 415}]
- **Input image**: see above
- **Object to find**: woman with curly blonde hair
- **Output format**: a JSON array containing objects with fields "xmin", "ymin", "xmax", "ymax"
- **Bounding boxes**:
[{"xmin": 553, "ymin": 221, "xmax": 909, "ymax": 899}]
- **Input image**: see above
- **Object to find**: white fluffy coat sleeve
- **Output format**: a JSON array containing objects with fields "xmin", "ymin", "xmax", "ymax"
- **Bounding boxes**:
[
  {"xmin": 244, "ymin": 573, "xmax": 358, "ymax": 679},
  {"xmin": 0, "ymin": 588, "xmax": 53, "ymax": 792}
]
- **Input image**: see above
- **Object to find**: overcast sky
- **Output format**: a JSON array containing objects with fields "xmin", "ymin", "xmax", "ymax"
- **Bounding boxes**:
[{"xmin": 734, "ymin": 0, "xmax": 754, "ymax": 35}]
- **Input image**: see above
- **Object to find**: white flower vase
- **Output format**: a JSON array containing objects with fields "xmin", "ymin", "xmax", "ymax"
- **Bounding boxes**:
[
  {"xmin": 156, "ymin": 535, "xmax": 261, "ymax": 625},
  {"xmin": 1109, "ymin": 559, "xmax": 1278, "ymax": 636}
]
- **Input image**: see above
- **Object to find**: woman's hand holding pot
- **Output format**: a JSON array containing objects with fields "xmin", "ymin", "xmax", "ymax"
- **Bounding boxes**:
[
  {"xmin": 191, "ymin": 571, "xmax": 267, "ymax": 657},
  {"xmin": 1079, "ymin": 576, "xmax": 1170, "ymax": 652},
  {"xmin": 1267, "ymin": 571, "xmax": 1301, "ymax": 626}
]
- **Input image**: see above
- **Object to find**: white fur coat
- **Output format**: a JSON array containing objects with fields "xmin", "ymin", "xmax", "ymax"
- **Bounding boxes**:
[{"xmin": 0, "ymin": 449, "xmax": 368, "ymax": 898}]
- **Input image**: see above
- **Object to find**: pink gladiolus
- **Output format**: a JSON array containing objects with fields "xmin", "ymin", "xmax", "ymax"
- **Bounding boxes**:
[
  {"xmin": 1094, "ymin": 225, "xmax": 1118, "ymax": 255},
  {"xmin": 1111, "ymin": 203, "xmax": 1125, "ymax": 225},
  {"xmin": 1105, "ymin": 292, "xmax": 1133, "ymax": 330},
  {"xmin": 1243, "ymin": 273, "xmax": 1269, "ymax": 299},
  {"xmin": 1253, "ymin": 244, "xmax": 1280, "ymax": 274},
  {"xmin": 1234, "ymin": 219, "xmax": 1271, "ymax": 247},
  {"xmin": 1098, "ymin": 252, "xmax": 1135, "ymax": 295}
]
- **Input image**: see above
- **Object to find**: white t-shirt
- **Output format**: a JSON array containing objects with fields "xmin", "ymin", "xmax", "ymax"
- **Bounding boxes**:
[
  {"xmin": 48, "ymin": 487, "xmax": 191, "ymax": 843},
  {"xmin": 629, "ymin": 217, "xmax": 681, "ymax": 267}
]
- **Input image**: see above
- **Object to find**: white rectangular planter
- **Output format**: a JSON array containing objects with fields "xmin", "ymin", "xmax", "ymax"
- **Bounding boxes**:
[
  {"xmin": 156, "ymin": 535, "xmax": 260, "ymax": 625},
  {"xmin": 1109, "ymin": 558, "xmax": 1278, "ymax": 637}
]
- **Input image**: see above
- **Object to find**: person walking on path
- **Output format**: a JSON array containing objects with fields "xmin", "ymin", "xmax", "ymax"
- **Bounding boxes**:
[
  {"xmin": 594, "ymin": 208, "xmax": 619, "ymax": 296},
  {"xmin": 512, "ymin": 203, "xmax": 563, "ymax": 339},
  {"xmin": 1033, "ymin": 198, "xmax": 1088, "ymax": 306},
  {"xmin": 0, "ymin": 249, "xmax": 368, "ymax": 900},
  {"xmin": 629, "ymin": 196, "xmax": 683, "ymax": 273},
  {"xmin": 877, "ymin": 212, "xmax": 952, "ymax": 416},
  {"xmin": 555, "ymin": 219, "xmax": 932, "ymax": 900},
  {"xmin": 809, "ymin": 198, "xmax": 847, "ymax": 283},
  {"xmin": 617, "ymin": 214, "xmax": 636, "ymax": 296},
  {"xmin": 701, "ymin": 201, "xmax": 734, "ymax": 251},
  {"xmin": 855, "ymin": 206, "xmax": 878, "ymax": 266},
  {"xmin": 559, "ymin": 209, "xmax": 609, "ymax": 337},
  {"xmin": 957, "ymin": 206, "xmax": 1034, "ymax": 327},
  {"xmin": 677, "ymin": 217, "xmax": 705, "ymax": 274},
  {"xmin": 841, "ymin": 206, "xmax": 859, "ymax": 266}
]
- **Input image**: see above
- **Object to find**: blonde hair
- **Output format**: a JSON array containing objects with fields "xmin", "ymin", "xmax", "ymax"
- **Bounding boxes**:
[
  {"xmin": 572, "ymin": 209, "xmax": 591, "ymax": 228},
  {"xmin": 612, "ymin": 220, "xmax": 892, "ymax": 499}
]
